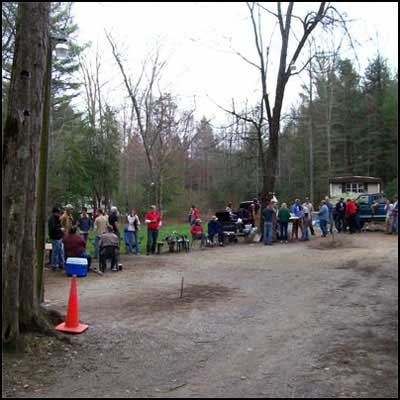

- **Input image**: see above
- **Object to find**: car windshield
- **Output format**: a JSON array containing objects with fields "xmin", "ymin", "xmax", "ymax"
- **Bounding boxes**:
[{"xmin": 356, "ymin": 195, "xmax": 369, "ymax": 204}]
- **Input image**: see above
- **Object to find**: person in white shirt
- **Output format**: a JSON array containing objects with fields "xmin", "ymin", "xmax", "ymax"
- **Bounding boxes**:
[
  {"xmin": 390, "ymin": 195, "xmax": 398, "ymax": 234},
  {"xmin": 302, "ymin": 197, "xmax": 315, "ymax": 235},
  {"xmin": 127, "ymin": 208, "xmax": 141, "ymax": 254},
  {"xmin": 384, "ymin": 200, "xmax": 393, "ymax": 233}
]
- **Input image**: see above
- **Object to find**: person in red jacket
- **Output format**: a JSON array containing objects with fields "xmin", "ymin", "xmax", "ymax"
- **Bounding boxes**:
[
  {"xmin": 345, "ymin": 198, "xmax": 357, "ymax": 234},
  {"xmin": 63, "ymin": 227, "xmax": 91, "ymax": 271},
  {"xmin": 191, "ymin": 219, "xmax": 207, "ymax": 248},
  {"xmin": 144, "ymin": 205, "xmax": 162, "ymax": 255}
]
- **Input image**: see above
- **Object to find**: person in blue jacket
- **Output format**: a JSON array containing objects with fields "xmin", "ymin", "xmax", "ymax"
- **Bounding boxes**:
[
  {"xmin": 207, "ymin": 216, "xmax": 224, "ymax": 246},
  {"xmin": 318, "ymin": 199, "xmax": 330, "ymax": 237}
]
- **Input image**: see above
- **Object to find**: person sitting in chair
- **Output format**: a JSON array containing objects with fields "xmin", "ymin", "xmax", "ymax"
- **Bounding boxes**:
[
  {"xmin": 191, "ymin": 219, "xmax": 207, "ymax": 248},
  {"xmin": 62, "ymin": 226, "xmax": 91, "ymax": 272},
  {"xmin": 207, "ymin": 216, "xmax": 224, "ymax": 246},
  {"xmin": 99, "ymin": 225, "xmax": 120, "ymax": 272}
]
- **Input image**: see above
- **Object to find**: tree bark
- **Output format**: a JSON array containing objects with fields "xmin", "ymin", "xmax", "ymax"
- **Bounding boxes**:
[{"xmin": 2, "ymin": 2, "xmax": 51, "ymax": 348}]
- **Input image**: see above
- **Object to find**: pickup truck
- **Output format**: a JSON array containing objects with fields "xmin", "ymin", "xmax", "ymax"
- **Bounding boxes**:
[{"xmin": 355, "ymin": 193, "xmax": 387, "ymax": 227}]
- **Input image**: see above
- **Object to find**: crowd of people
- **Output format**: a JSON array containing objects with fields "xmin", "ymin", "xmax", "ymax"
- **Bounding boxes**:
[
  {"xmin": 48, "ymin": 204, "xmax": 162, "ymax": 273},
  {"xmin": 48, "ymin": 194, "xmax": 398, "ymax": 273}
]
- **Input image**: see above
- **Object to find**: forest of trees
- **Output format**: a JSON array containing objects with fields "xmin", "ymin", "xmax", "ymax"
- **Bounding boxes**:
[{"xmin": 2, "ymin": 2, "xmax": 398, "ymax": 220}]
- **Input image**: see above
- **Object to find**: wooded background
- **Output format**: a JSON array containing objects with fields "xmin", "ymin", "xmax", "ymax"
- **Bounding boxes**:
[{"xmin": 2, "ymin": 2, "xmax": 398, "ymax": 219}]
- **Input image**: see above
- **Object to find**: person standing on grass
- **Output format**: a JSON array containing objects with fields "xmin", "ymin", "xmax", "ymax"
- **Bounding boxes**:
[
  {"xmin": 60, "ymin": 204, "xmax": 76, "ymax": 234},
  {"xmin": 144, "ymin": 205, "xmax": 162, "ymax": 255},
  {"xmin": 188, "ymin": 205, "xmax": 199, "ymax": 225},
  {"xmin": 93, "ymin": 208, "xmax": 108, "ymax": 259},
  {"xmin": 48, "ymin": 207, "xmax": 65, "ymax": 271},
  {"xmin": 263, "ymin": 201, "xmax": 276, "ymax": 245},
  {"xmin": 278, "ymin": 203, "xmax": 290, "ymax": 243},
  {"xmin": 318, "ymin": 200, "xmax": 330, "ymax": 237},
  {"xmin": 127, "ymin": 208, "xmax": 141, "ymax": 254},
  {"xmin": 77, "ymin": 207, "xmax": 92, "ymax": 243}
]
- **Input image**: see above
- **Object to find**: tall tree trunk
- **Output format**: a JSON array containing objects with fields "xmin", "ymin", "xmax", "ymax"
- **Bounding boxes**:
[{"xmin": 2, "ymin": 2, "xmax": 51, "ymax": 348}]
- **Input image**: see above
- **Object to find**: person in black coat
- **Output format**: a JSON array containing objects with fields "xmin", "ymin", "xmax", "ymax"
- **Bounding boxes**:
[
  {"xmin": 48, "ymin": 207, "xmax": 65, "ymax": 271},
  {"xmin": 208, "ymin": 216, "xmax": 224, "ymax": 246},
  {"xmin": 335, "ymin": 198, "xmax": 347, "ymax": 233}
]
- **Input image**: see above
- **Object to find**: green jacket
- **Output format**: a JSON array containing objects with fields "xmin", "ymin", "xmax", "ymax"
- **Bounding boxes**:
[{"xmin": 278, "ymin": 208, "xmax": 291, "ymax": 223}]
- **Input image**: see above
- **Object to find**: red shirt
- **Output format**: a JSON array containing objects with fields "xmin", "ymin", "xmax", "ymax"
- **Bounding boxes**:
[
  {"xmin": 193, "ymin": 208, "xmax": 199, "ymax": 220},
  {"xmin": 191, "ymin": 224, "xmax": 203, "ymax": 235},
  {"xmin": 345, "ymin": 200, "xmax": 356, "ymax": 215},
  {"xmin": 63, "ymin": 233, "xmax": 86, "ymax": 257},
  {"xmin": 145, "ymin": 211, "xmax": 161, "ymax": 230}
]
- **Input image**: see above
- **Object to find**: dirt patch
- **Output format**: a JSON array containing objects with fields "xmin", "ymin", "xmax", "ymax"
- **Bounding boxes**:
[
  {"xmin": 335, "ymin": 259, "xmax": 386, "ymax": 277},
  {"xmin": 308, "ymin": 236, "xmax": 359, "ymax": 250},
  {"xmin": 107, "ymin": 284, "xmax": 239, "ymax": 316}
]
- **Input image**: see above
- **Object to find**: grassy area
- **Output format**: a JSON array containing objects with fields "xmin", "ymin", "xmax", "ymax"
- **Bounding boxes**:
[{"xmin": 47, "ymin": 223, "xmax": 192, "ymax": 255}]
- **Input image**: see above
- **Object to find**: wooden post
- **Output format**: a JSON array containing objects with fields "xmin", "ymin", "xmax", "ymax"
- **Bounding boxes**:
[{"xmin": 180, "ymin": 277, "xmax": 184, "ymax": 299}]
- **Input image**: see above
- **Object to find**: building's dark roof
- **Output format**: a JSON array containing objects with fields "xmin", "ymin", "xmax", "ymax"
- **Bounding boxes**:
[{"xmin": 329, "ymin": 176, "xmax": 382, "ymax": 184}]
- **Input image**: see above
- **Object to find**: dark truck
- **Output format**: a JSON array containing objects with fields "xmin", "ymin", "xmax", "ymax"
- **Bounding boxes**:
[{"xmin": 355, "ymin": 193, "xmax": 387, "ymax": 228}]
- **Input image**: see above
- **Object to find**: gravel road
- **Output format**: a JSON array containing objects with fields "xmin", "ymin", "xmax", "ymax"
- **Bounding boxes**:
[{"xmin": 2, "ymin": 232, "xmax": 398, "ymax": 398}]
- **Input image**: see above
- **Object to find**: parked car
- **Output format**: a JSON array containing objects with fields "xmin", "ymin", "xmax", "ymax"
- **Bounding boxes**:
[{"xmin": 355, "ymin": 192, "xmax": 387, "ymax": 227}]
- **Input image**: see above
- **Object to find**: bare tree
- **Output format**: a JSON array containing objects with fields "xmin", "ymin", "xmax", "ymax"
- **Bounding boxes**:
[
  {"xmin": 232, "ymin": 2, "xmax": 343, "ymax": 203},
  {"xmin": 106, "ymin": 32, "xmax": 198, "ymax": 212}
]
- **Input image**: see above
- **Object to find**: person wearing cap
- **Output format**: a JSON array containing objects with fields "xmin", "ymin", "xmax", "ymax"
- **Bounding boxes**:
[
  {"xmin": 99, "ymin": 225, "xmax": 120, "ymax": 272},
  {"xmin": 207, "ymin": 216, "xmax": 224, "ymax": 246},
  {"xmin": 191, "ymin": 219, "xmax": 207, "ymax": 248},
  {"xmin": 60, "ymin": 204, "xmax": 76, "ymax": 235},
  {"xmin": 48, "ymin": 207, "xmax": 65, "ymax": 271},
  {"xmin": 144, "ymin": 205, "xmax": 162, "ymax": 255}
]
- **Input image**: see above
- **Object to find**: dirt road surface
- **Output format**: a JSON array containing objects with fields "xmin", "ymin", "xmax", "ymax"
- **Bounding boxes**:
[{"xmin": 2, "ymin": 232, "xmax": 398, "ymax": 398}]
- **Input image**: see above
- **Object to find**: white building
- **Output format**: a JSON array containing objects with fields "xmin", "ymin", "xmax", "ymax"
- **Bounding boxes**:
[{"xmin": 329, "ymin": 176, "xmax": 382, "ymax": 197}]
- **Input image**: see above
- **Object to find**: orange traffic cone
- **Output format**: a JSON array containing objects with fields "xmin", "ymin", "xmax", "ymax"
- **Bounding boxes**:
[{"xmin": 56, "ymin": 275, "xmax": 89, "ymax": 334}]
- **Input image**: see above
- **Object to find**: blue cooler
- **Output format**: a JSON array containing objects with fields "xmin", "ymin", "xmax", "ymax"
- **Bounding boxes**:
[{"xmin": 66, "ymin": 257, "xmax": 88, "ymax": 277}]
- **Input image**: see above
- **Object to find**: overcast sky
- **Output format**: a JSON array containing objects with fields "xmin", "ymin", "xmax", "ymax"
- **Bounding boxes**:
[{"xmin": 71, "ymin": 2, "xmax": 398, "ymax": 125}]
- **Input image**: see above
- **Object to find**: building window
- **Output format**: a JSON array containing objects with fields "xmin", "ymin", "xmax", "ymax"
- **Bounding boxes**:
[{"xmin": 345, "ymin": 183, "xmax": 365, "ymax": 193}]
